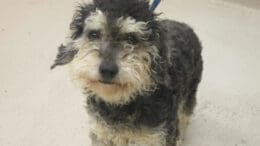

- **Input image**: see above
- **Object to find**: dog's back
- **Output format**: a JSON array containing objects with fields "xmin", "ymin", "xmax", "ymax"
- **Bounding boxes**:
[{"xmin": 158, "ymin": 20, "xmax": 203, "ymax": 114}]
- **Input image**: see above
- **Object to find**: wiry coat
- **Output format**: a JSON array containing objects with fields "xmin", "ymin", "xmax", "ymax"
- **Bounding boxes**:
[{"xmin": 52, "ymin": 0, "xmax": 203, "ymax": 145}]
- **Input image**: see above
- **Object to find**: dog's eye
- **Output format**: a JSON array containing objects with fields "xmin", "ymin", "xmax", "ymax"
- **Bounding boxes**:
[
  {"xmin": 88, "ymin": 30, "xmax": 101, "ymax": 40},
  {"xmin": 126, "ymin": 34, "xmax": 139, "ymax": 45}
]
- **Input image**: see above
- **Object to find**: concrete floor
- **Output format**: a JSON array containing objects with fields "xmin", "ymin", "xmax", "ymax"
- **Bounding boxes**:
[{"xmin": 0, "ymin": 0, "xmax": 259, "ymax": 146}]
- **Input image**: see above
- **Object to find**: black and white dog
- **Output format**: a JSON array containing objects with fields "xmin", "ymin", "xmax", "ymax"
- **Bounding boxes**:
[{"xmin": 52, "ymin": 0, "xmax": 203, "ymax": 145}]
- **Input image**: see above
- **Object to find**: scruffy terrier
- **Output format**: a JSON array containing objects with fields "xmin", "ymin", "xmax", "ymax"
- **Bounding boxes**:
[{"xmin": 51, "ymin": 0, "xmax": 203, "ymax": 145}]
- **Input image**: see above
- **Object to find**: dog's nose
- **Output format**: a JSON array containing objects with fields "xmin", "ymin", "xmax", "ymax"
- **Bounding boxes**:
[{"xmin": 99, "ymin": 61, "xmax": 119, "ymax": 81}]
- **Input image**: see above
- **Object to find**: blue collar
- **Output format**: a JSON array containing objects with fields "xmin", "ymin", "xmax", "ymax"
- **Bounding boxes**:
[{"xmin": 150, "ymin": 0, "xmax": 161, "ymax": 11}]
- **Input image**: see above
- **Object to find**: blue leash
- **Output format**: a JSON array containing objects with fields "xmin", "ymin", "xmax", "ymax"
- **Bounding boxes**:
[{"xmin": 150, "ymin": 0, "xmax": 161, "ymax": 11}]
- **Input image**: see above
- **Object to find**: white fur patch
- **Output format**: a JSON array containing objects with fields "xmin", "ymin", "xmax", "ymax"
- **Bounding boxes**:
[
  {"xmin": 69, "ymin": 36, "xmax": 102, "ymax": 89},
  {"xmin": 70, "ymin": 41, "xmax": 159, "ymax": 104},
  {"xmin": 84, "ymin": 9, "xmax": 107, "ymax": 31},
  {"xmin": 69, "ymin": 9, "xmax": 105, "ymax": 87},
  {"xmin": 115, "ymin": 46, "xmax": 159, "ymax": 103},
  {"xmin": 117, "ymin": 17, "xmax": 150, "ymax": 34}
]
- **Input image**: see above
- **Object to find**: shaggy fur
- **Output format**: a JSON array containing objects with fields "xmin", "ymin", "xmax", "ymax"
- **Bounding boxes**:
[{"xmin": 52, "ymin": 0, "xmax": 203, "ymax": 145}]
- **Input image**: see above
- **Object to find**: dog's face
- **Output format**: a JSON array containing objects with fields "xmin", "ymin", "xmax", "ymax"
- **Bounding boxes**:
[{"xmin": 52, "ymin": 0, "xmax": 160, "ymax": 104}]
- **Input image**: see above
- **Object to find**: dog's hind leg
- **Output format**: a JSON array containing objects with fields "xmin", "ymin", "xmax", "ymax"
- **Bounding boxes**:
[
  {"xmin": 176, "ymin": 99, "xmax": 194, "ymax": 146},
  {"xmin": 177, "ymin": 86, "xmax": 200, "ymax": 145}
]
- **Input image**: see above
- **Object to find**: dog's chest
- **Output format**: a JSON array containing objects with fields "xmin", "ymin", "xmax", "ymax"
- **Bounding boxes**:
[
  {"xmin": 86, "ymin": 86, "xmax": 175, "ymax": 128},
  {"xmin": 89, "ymin": 117, "xmax": 166, "ymax": 146}
]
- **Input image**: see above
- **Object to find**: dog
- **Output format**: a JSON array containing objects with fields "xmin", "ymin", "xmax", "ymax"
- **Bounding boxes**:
[{"xmin": 51, "ymin": 0, "xmax": 203, "ymax": 145}]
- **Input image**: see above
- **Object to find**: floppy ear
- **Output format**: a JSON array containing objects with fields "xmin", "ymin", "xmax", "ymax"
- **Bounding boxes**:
[
  {"xmin": 50, "ymin": 44, "xmax": 78, "ymax": 69},
  {"xmin": 51, "ymin": 3, "xmax": 96, "ymax": 69}
]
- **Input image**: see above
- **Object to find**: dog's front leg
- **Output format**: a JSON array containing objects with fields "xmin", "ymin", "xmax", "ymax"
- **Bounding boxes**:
[
  {"xmin": 127, "ymin": 137, "xmax": 166, "ymax": 146},
  {"xmin": 90, "ymin": 133, "xmax": 114, "ymax": 146}
]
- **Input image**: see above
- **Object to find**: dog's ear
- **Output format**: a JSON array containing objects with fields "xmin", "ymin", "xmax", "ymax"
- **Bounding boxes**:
[
  {"xmin": 50, "ymin": 44, "xmax": 78, "ymax": 70},
  {"xmin": 51, "ymin": 3, "xmax": 96, "ymax": 70}
]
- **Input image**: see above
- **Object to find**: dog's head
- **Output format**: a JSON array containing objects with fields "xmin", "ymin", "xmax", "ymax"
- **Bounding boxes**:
[{"xmin": 52, "ymin": 0, "xmax": 161, "ymax": 104}]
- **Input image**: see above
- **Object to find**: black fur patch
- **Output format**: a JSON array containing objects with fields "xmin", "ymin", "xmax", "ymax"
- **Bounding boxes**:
[
  {"xmin": 87, "ymin": 84, "xmax": 177, "ymax": 128},
  {"xmin": 94, "ymin": 0, "xmax": 154, "ymax": 21},
  {"xmin": 71, "ymin": 0, "xmax": 156, "ymax": 40}
]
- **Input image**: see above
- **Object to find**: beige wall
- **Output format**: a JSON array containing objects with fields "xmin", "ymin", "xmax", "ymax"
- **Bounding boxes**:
[
  {"xmin": 224, "ymin": 0, "xmax": 260, "ymax": 8},
  {"xmin": 0, "ymin": 0, "xmax": 259, "ymax": 146}
]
